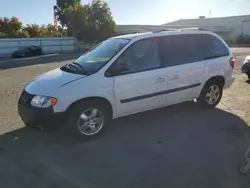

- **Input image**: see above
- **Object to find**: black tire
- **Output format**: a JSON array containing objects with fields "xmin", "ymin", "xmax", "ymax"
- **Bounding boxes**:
[
  {"xmin": 197, "ymin": 80, "xmax": 223, "ymax": 109},
  {"xmin": 247, "ymin": 73, "xmax": 250, "ymax": 80},
  {"xmin": 67, "ymin": 100, "xmax": 111, "ymax": 141}
]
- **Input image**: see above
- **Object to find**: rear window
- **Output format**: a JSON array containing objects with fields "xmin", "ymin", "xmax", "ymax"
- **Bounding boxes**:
[{"xmin": 157, "ymin": 34, "xmax": 229, "ymax": 67}]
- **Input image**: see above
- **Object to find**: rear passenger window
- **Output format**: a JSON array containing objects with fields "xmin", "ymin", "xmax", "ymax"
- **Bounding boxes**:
[
  {"xmin": 157, "ymin": 35, "xmax": 203, "ymax": 67},
  {"xmin": 157, "ymin": 34, "xmax": 229, "ymax": 67}
]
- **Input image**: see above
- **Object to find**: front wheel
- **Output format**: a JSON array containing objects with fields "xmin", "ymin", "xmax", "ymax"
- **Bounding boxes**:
[
  {"xmin": 68, "ymin": 101, "xmax": 110, "ymax": 140},
  {"xmin": 197, "ymin": 81, "xmax": 223, "ymax": 109}
]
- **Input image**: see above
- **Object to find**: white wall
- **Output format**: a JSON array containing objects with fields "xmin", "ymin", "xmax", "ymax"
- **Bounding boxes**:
[
  {"xmin": 0, "ymin": 37, "xmax": 75, "ymax": 57},
  {"xmin": 243, "ymin": 21, "xmax": 250, "ymax": 40}
]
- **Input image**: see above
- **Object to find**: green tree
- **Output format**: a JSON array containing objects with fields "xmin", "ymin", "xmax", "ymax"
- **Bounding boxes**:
[
  {"xmin": 22, "ymin": 24, "xmax": 41, "ymax": 37},
  {"xmin": 46, "ymin": 24, "xmax": 58, "ymax": 37},
  {"xmin": 56, "ymin": 0, "xmax": 116, "ymax": 42},
  {"xmin": 58, "ymin": 26, "xmax": 68, "ymax": 37},
  {"xmin": 56, "ymin": 0, "xmax": 81, "ymax": 27},
  {"xmin": 0, "ymin": 16, "xmax": 22, "ymax": 37},
  {"xmin": 65, "ymin": 3, "xmax": 88, "ymax": 39},
  {"xmin": 18, "ymin": 30, "xmax": 30, "ymax": 38},
  {"xmin": 39, "ymin": 25, "xmax": 48, "ymax": 37},
  {"xmin": 85, "ymin": 0, "xmax": 116, "ymax": 42}
]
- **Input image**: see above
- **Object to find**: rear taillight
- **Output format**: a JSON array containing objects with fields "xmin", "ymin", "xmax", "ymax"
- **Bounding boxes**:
[{"xmin": 230, "ymin": 57, "xmax": 236, "ymax": 69}]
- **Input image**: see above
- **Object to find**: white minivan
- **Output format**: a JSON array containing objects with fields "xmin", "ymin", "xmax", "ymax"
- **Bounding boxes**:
[{"xmin": 18, "ymin": 29, "xmax": 235, "ymax": 140}]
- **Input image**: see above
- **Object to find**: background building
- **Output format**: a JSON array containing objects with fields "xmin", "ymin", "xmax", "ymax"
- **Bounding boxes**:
[{"xmin": 117, "ymin": 15, "xmax": 250, "ymax": 44}]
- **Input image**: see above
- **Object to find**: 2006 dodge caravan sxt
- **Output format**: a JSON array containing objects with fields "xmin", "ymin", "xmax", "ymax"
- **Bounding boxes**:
[{"xmin": 18, "ymin": 29, "xmax": 235, "ymax": 140}]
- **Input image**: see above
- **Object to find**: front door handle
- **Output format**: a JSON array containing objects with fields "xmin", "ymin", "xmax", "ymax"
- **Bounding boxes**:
[
  {"xmin": 169, "ymin": 75, "xmax": 179, "ymax": 80},
  {"xmin": 156, "ymin": 77, "xmax": 166, "ymax": 83}
]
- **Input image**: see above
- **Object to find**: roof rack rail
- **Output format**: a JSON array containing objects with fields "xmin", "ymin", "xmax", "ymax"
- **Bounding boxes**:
[
  {"xmin": 153, "ymin": 28, "xmax": 177, "ymax": 33},
  {"xmin": 179, "ymin": 27, "xmax": 204, "ymax": 31}
]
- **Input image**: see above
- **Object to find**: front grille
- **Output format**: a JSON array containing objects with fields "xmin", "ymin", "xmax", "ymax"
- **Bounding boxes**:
[{"xmin": 20, "ymin": 90, "xmax": 35, "ymax": 104}]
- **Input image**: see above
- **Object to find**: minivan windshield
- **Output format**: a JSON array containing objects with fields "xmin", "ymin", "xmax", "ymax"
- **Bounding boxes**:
[{"xmin": 72, "ymin": 38, "xmax": 130, "ymax": 74}]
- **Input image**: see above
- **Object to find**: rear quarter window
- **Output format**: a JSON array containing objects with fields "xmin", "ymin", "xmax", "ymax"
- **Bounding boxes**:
[
  {"xmin": 197, "ymin": 34, "xmax": 229, "ymax": 60},
  {"xmin": 157, "ymin": 33, "xmax": 229, "ymax": 67}
]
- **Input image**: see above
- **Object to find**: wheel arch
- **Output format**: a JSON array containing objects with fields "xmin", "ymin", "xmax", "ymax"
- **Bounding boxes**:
[
  {"xmin": 197, "ymin": 75, "xmax": 225, "ymax": 98},
  {"xmin": 204, "ymin": 75, "xmax": 225, "ymax": 88},
  {"xmin": 66, "ymin": 96, "xmax": 113, "ymax": 118}
]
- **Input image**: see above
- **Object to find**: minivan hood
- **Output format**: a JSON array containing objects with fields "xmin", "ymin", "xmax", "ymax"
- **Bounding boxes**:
[{"xmin": 25, "ymin": 68, "xmax": 85, "ymax": 95}]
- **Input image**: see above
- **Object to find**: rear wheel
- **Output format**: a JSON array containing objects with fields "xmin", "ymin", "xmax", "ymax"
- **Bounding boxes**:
[
  {"xmin": 67, "ymin": 100, "xmax": 111, "ymax": 140},
  {"xmin": 197, "ymin": 81, "xmax": 223, "ymax": 109}
]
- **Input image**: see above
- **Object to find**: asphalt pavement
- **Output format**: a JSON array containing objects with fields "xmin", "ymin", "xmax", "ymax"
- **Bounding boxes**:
[{"xmin": 0, "ymin": 50, "xmax": 250, "ymax": 188}]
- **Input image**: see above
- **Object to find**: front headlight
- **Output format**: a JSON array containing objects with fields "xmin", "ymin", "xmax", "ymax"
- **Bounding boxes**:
[{"xmin": 31, "ymin": 96, "xmax": 57, "ymax": 108}]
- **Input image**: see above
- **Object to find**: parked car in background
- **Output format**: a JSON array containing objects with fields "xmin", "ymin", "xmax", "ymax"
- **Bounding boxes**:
[
  {"xmin": 11, "ymin": 46, "xmax": 42, "ymax": 58},
  {"xmin": 18, "ymin": 29, "xmax": 235, "ymax": 140},
  {"xmin": 242, "ymin": 56, "xmax": 250, "ymax": 80}
]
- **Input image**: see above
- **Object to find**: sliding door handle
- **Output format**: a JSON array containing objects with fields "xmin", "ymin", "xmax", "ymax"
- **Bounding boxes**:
[
  {"xmin": 155, "ymin": 77, "xmax": 166, "ymax": 83},
  {"xmin": 169, "ymin": 75, "xmax": 179, "ymax": 80}
]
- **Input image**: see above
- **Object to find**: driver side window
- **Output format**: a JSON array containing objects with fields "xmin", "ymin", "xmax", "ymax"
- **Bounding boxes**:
[{"xmin": 113, "ymin": 38, "xmax": 161, "ymax": 74}]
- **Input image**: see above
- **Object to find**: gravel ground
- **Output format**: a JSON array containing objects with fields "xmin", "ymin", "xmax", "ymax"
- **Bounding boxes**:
[
  {"xmin": 0, "ymin": 51, "xmax": 250, "ymax": 188},
  {"xmin": 220, "ymin": 54, "xmax": 250, "ymax": 134}
]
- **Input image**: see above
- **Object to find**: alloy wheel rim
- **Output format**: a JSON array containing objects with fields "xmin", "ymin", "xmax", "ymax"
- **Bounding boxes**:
[
  {"xmin": 77, "ymin": 108, "xmax": 105, "ymax": 136},
  {"xmin": 206, "ymin": 85, "xmax": 220, "ymax": 105}
]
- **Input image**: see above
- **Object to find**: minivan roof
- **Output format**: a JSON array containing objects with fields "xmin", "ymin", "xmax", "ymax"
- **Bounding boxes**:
[
  {"xmin": 112, "ymin": 32, "xmax": 152, "ymax": 39},
  {"xmin": 111, "ymin": 29, "xmax": 216, "ymax": 40}
]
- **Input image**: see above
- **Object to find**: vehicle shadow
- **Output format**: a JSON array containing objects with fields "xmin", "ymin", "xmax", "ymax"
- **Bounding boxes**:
[
  {"xmin": 1, "ymin": 102, "xmax": 250, "ymax": 188},
  {"xmin": 0, "ymin": 53, "xmax": 82, "ymax": 70}
]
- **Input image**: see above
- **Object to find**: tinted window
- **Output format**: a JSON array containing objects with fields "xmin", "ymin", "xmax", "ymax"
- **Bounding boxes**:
[
  {"xmin": 157, "ymin": 34, "xmax": 229, "ymax": 67},
  {"xmin": 198, "ymin": 34, "xmax": 229, "ymax": 60},
  {"xmin": 157, "ymin": 35, "xmax": 203, "ymax": 67},
  {"xmin": 112, "ymin": 38, "xmax": 161, "ymax": 74}
]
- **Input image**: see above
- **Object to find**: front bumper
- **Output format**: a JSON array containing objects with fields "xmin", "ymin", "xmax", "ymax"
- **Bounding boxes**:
[{"xmin": 18, "ymin": 90, "xmax": 65, "ymax": 130}]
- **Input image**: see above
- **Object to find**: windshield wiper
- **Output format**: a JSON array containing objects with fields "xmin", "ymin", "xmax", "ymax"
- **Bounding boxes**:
[
  {"xmin": 60, "ymin": 63, "xmax": 84, "ymax": 75},
  {"xmin": 72, "ymin": 62, "xmax": 90, "ymax": 74},
  {"xmin": 65, "ymin": 63, "xmax": 86, "ymax": 74},
  {"xmin": 60, "ymin": 65, "xmax": 77, "ymax": 74}
]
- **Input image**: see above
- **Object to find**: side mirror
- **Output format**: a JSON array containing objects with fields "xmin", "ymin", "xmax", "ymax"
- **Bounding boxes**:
[{"xmin": 105, "ymin": 59, "xmax": 129, "ymax": 77}]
